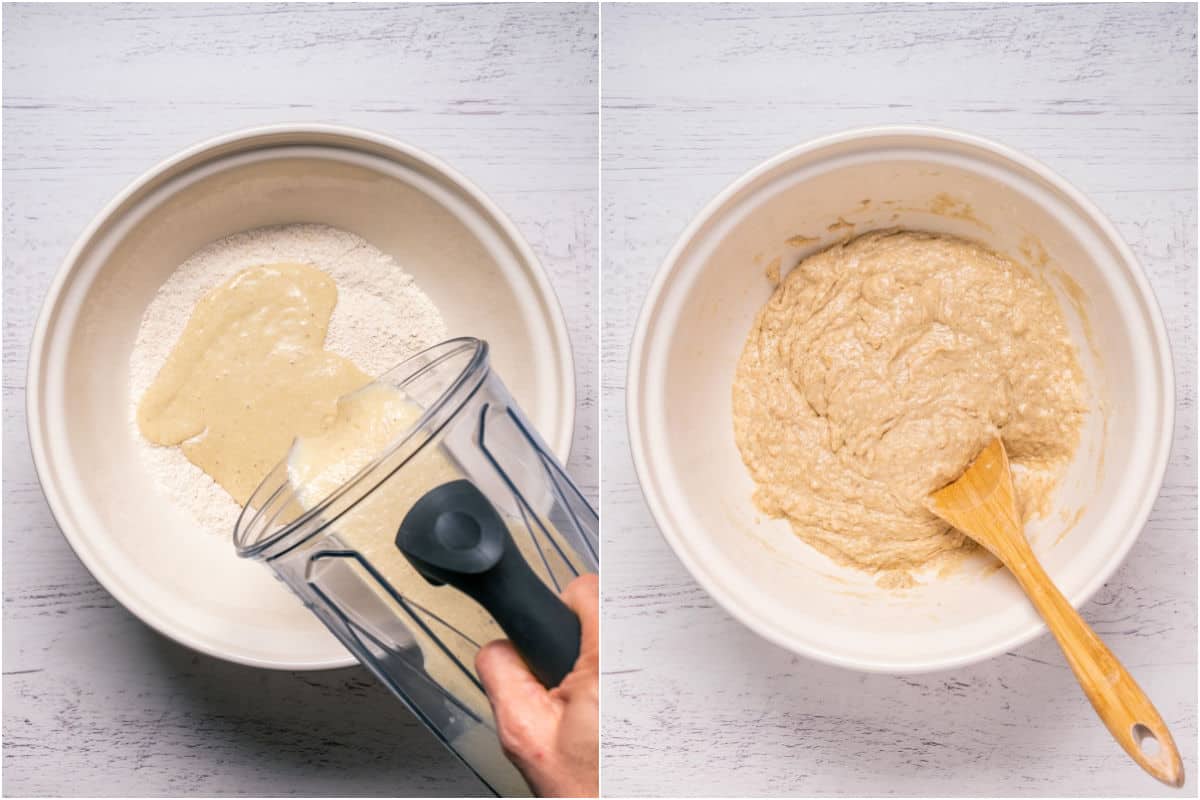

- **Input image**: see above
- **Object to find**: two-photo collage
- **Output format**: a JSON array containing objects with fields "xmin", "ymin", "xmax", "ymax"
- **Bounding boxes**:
[{"xmin": 2, "ymin": 2, "xmax": 1196, "ymax": 798}]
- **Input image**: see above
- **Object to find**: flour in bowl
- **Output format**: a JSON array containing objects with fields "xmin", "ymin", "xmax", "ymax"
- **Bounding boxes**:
[{"xmin": 129, "ymin": 223, "xmax": 447, "ymax": 538}]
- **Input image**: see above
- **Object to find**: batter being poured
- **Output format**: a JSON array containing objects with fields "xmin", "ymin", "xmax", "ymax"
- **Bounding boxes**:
[
  {"xmin": 732, "ymin": 230, "xmax": 1088, "ymax": 588},
  {"xmin": 137, "ymin": 262, "xmax": 371, "ymax": 504}
]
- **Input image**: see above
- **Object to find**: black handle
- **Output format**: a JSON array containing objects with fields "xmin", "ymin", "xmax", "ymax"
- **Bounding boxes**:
[
  {"xmin": 396, "ymin": 480, "xmax": 581, "ymax": 688},
  {"xmin": 464, "ymin": 545, "xmax": 581, "ymax": 688}
]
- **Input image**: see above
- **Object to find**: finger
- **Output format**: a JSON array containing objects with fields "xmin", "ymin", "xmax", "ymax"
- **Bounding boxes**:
[
  {"xmin": 475, "ymin": 639, "xmax": 555, "ymax": 761},
  {"xmin": 561, "ymin": 573, "xmax": 599, "ymax": 665},
  {"xmin": 476, "ymin": 638, "xmax": 549, "ymax": 702}
]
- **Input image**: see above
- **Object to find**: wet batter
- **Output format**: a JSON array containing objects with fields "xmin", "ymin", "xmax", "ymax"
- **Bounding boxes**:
[{"xmin": 137, "ymin": 262, "xmax": 370, "ymax": 504}]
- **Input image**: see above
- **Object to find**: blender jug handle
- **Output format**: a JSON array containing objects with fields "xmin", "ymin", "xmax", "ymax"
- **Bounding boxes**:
[{"xmin": 397, "ymin": 480, "xmax": 582, "ymax": 688}]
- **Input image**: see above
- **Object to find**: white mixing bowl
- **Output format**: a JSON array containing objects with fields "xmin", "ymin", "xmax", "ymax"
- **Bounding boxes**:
[
  {"xmin": 628, "ymin": 126, "xmax": 1173, "ymax": 673},
  {"xmin": 28, "ymin": 124, "xmax": 575, "ymax": 670}
]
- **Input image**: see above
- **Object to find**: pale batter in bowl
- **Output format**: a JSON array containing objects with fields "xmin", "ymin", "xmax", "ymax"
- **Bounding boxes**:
[{"xmin": 733, "ymin": 229, "xmax": 1087, "ymax": 588}]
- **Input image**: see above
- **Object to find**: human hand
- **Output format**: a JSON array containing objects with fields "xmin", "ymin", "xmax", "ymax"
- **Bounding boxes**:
[{"xmin": 476, "ymin": 573, "xmax": 599, "ymax": 798}]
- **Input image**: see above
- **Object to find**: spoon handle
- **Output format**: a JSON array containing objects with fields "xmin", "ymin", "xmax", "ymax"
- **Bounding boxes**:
[{"xmin": 1000, "ymin": 537, "xmax": 1183, "ymax": 787}]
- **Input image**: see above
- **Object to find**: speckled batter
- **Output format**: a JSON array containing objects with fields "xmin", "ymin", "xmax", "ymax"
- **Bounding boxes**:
[{"xmin": 733, "ymin": 230, "xmax": 1087, "ymax": 587}]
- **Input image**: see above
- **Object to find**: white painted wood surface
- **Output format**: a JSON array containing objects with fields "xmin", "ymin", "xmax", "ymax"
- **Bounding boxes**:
[
  {"xmin": 2, "ymin": 4, "xmax": 596, "ymax": 796},
  {"xmin": 601, "ymin": 3, "xmax": 1196, "ymax": 797}
]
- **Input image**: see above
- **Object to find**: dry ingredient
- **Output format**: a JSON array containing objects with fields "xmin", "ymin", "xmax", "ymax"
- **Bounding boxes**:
[
  {"xmin": 732, "ymin": 229, "xmax": 1087, "ymax": 587},
  {"xmin": 129, "ymin": 223, "xmax": 446, "ymax": 537}
]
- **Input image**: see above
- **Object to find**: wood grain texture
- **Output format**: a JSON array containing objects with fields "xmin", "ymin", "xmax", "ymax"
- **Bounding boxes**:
[
  {"xmin": 2, "ymin": 3, "xmax": 596, "ymax": 796},
  {"xmin": 600, "ymin": 3, "xmax": 1196, "ymax": 797}
]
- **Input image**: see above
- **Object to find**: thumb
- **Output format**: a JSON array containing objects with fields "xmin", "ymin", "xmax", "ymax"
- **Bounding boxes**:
[{"xmin": 476, "ymin": 638, "xmax": 555, "ymax": 720}]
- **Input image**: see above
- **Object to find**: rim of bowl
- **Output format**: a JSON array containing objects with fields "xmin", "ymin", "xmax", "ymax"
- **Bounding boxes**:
[
  {"xmin": 27, "ymin": 122, "xmax": 577, "ymax": 671},
  {"xmin": 627, "ymin": 124, "xmax": 1175, "ymax": 674}
]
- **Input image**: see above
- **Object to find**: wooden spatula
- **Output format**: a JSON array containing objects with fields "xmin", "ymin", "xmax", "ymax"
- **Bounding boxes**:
[{"xmin": 928, "ymin": 437, "xmax": 1183, "ymax": 787}]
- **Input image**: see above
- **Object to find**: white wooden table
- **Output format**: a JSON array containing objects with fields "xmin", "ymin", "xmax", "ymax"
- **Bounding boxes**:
[
  {"xmin": 2, "ymin": 4, "xmax": 596, "ymax": 796},
  {"xmin": 601, "ymin": 4, "xmax": 1196, "ymax": 797}
]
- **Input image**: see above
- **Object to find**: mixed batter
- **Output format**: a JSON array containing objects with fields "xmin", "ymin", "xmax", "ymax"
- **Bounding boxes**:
[{"xmin": 732, "ymin": 230, "xmax": 1087, "ymax": 587}]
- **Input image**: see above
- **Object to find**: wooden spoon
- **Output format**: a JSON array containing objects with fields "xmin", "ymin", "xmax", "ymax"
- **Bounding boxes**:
[{"xmin": 928, "ymin": 437, "xmax": 1183, "ymax": 788}]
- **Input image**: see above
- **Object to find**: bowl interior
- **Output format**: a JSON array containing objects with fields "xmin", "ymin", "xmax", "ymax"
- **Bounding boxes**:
[
  {"xmin": 634, "ymin": 132, "xmax": 1170, "ymax": 671},
  {"xmin": 34, "ymin": 137, "xmax": 573, "ymax": 669}
]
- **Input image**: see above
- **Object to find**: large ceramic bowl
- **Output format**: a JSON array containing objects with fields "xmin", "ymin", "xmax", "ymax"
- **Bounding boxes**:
[
  {"xmin": 628, "ymin": 126, "xmax": 1173, "ymax": 673},
  {"xmin": 28, "ymin": 124, "xmax": 575, "ymax": 670}
]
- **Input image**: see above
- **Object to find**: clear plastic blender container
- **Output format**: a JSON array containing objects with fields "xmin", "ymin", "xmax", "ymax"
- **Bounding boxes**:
[{"xmin": 234, "ymin": 338, "xmax": 598, "ymax": 796}]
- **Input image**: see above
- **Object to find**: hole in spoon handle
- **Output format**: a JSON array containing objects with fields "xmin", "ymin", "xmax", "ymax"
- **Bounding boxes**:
[
  {"xmin": 1134, "ymin": 723, "xmax": 1161, "ymax": 757},
  {"xmin": 1129, "ymin": 720, "xmax": 1184, "ymax": 787}
]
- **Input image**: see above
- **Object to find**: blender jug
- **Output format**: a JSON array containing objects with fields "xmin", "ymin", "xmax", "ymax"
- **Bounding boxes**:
[{"xmin": 234, "ymin": 338, "xmax": 598, "ymax": 797}]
